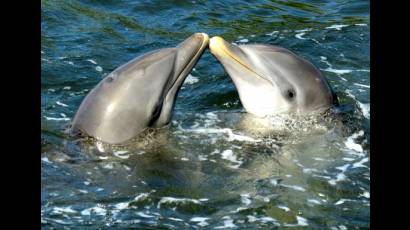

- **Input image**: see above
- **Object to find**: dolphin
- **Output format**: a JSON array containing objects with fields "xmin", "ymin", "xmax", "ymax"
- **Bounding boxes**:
[
  {"xmin": 209, "ymin": 36, "xmax": 338, "ymax": 117},
  {"xmin": 71, "ymin": 33, "xmax": 209, "ymax": 144}
]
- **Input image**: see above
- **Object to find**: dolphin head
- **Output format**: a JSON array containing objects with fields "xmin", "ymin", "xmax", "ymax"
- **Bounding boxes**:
[
  {"xmin": 71, "ymin": 33, "xmax": 209, "ymax": 144},
  {"xmin": 209, "ymin": 36, "xmax": 337, "ymax": 117}
]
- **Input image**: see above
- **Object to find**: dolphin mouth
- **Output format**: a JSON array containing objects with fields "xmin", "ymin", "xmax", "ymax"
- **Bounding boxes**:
[
  {"xmin": 177, "ymin": 32, "xmax": 209, "ymax": 78},
  {"xmin": 209, "ymin": 36, "xmax": 268, "ymax": 83},
  {"xmin": 167, "ymin": 33, "xmax": 209, "ymax": 93},
  {"xmin": 151, "ymin": 33, "xmax": 209, "ymax": 128}
]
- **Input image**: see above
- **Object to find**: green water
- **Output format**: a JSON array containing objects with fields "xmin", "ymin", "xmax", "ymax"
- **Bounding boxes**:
[{"xmin": 41, "ymin": 0, "xmax": 369, "ymax": 229}]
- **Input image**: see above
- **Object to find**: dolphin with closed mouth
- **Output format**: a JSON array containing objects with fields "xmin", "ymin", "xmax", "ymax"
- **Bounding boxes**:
[
  {"xmin": 71, "ymin": 33, "xmax": 209, "ymax": 144},
  {"xmin": 209, "ymin": 36, "xmax": 338, "ymax": 117}
]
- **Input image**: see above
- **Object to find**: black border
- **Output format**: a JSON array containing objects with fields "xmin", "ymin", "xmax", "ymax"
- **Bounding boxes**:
[
  {"xmin": 2, "ymin": 0, "xmax": 396, "ymax": 229},
  {"xmin": 3, "ymin": 1, "xmax": 40, "ymax": 228}
]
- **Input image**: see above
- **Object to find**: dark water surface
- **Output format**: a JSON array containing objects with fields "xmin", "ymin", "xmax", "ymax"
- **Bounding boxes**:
[{"xmin": 41, "ymin": 0, "xmax": 369, "ymax": 229}]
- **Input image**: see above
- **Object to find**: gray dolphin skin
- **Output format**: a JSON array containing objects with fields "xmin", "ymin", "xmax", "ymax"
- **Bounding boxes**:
[
  {"xmin": 209, "ymin": 36, "xmax": 337, "ymax": 117},
  {"xmin": 71, "ymin": 33, "xmax": 209, "ymax": 144}
]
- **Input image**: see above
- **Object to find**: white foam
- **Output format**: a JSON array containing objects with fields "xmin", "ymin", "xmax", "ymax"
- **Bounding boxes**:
[
  {"xmin": 354, "ymin": 83, "xmax": 370, "ymax": 88},
  {"xmin": 339, "ymin": 225, "xmax": 348, "ymax": 230},
  {"xmin": 345, "ymin": 131, "xmax": 364, "ymax": 153},
  {"xmin": 221, "ymin": 149, "xmax": 243, "ymax": 168},
  {"xmin": 295, "ymin": 29, "xmax": 312, "ymax": 33},
  {"xmin": 95, "ymin": 66, "xmax": 103, "ymax": 72},
  {"xmin": 137, "ymin": 212, "xmax": 155, "ymax": 218},
  {"xmin": 63, "ymin": 86, "xmax": 71, "ymax": 90},
  {"xmin": 303, "ymin": 168, "xmax": 319, "ymax": 174},
  {"xmin": 240, "ymin": 194, "xmax": 251, "ymax": 206},
  {"xmin": 157, "ymin": 197, "xmax": 205, "ymax": 209},
  {"xmin": 198, "ymin": 155, "xmax": 208, "ymax": 161},
  {"xmin": 360, "ymin": 191, "xmax": 370, "ymax": 198},
  {"xmin": 277, "ymin": 205, "xmax": 290, "ymax": 212},
  {"xmin": 312, "ymin": 157, "xmax": 329, "ymax": 162},
  {"xmin": 247, "ymin": 215, "xmax": 258, "ymax": 222},
  {"xmin": 81, "ymin": 206, "xmax": 106, "ymax": 216},
  {"xmin": 206, "ymin": 112, "xmax": 218, "ymax": 119},
  {"xmin": 296, "ymin": 216, "xmax": 309, "ymax": 226},
  {"xmin": 326, "ymin": 24, "xmax": 349, "ymax": 30},
  {"xmin": 114, "ymin": 202, "xmax": 129, "ymax": 210},
  {"xmin": 284, "ymin": 216, "xmax": 309, "ymax": 227},
  {"xmin": 52, "ymin": 219, "xmax": 71, "ymax": 225},
  {"xmin": 311, "ymin": 38, "xmax": 321, "ymax": 44},
  {"xmin": 134, "ymin": 193, "xmax": 150, "ymax": 201},
  {"xmin": 187, "ymin": 127, "xmax": 260, "ymax": 142},
  {"xmin": 356, "ymin": 69, "xmax": 370, "ymax": 72},
  {"xmin": 295, "ymin": 33, "xmax": 306, "ymax": 40},
  {"xmin": 336, "ymin": 164, "xmax": 350, "ymax": 172},
  {"xmin": 358, "ymin": 102, "xmax": 370, "ymax": 119},
  {"xmin": 169, "ymin": 217, "xmax": 184, "ymax": 222},
  {"xmin": 215, "ymin": 216, "xmax": 237, "ymax": 229},
  {"xmin": 84, "ymin": 181, "xmax": 90, "ymax": 185},
  {"xmin": 266, "ymin": 31, "xmax": 279, "ymax": 36},
  {"xmin": 270, "ymin": 178, "xmax": 280, "ymax": 186},
  {"xmin": 87, "ymin": 59, "xmax": 98, "ymax": 64},
  {"xmin": 113, "ymin": 150, "xmax": 129, "ymax": 159},
  {"xmin": 320, "ymin": 56, "xmax": 353, "ymax": 75},
  {"xmin": 322, "ymin": 67, "xmax": 352, "ymax": 75},
  {"xmin": 96, "ymin": 141, "xmax": 105, "ymax": 152},
  {"xmin": 238, "ymin": 38, "xmax": 249, "ymax": 43},
  {"xmin": 43, "ymin": 116, "xmax": 70, "ymax": 121},
  {"xmin": 281, "ymin": 184, "xmax": 306, "ymax": 192},
  {"xmin": 334, "ymin": 199, "xmax": 354, "ymax": 205},
  {"xmin": 260, "ymin": 216, "xmax": 278, "ymax": 223},
  {"xmin": 330, "ymin": 164, "xmax": 350, "ymax": 185},
  {"xmin": 328, "ymin": 173, "xmax": 346, "ymax": 185},
  {"xmin": 352, "ymin": 157, "xmax": 369, "ymax": 168},
  {"xmin": 190, "ymin": 217, "xmax": 210, "ymax": 226},
  {"xmin": 181, "ymin": 157, "xmax": 189, "ymax": 161},
  {"xmin": 52, "ymin": 206, "xmax": 77, "ymax": 214},
  {"xmin": 345, "ymin": 90, "xmax": 370, "ymax": 119},
  {"xmin": 102, "ymin": 163, "xmax": 113, "ymax": 169},
  {"xmin": 355, "ymin": 23, "xmax": 367, "ymax": 26},
  {"xmin": 184, "ymin": 74, "xmax": 199, "ymax": 85},
  {"xmin": 233, "ymin": 207, "xmax": 248, "ymax": 213},
  {"xmin": 41, "ymin": 157, "xmax": 52, "ymax": 163},
  {"xmin": 307, "ymin": 199, "xmax": 322, "ymax": 205},
  {"xmin": 342, "ymin": 157, "xmax": 355, "ymax": 161}
]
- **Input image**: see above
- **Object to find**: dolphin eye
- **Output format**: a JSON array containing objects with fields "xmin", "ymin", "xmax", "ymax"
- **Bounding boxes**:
[{"xmin": 287, "ymin": 89, "xmax": 295, "ymax": 100}]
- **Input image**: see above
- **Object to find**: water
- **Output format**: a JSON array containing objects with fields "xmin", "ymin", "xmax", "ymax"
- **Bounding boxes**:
[{"xmin": 41, "ymin": 0, "xmax": 369, "ymax": 229}]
